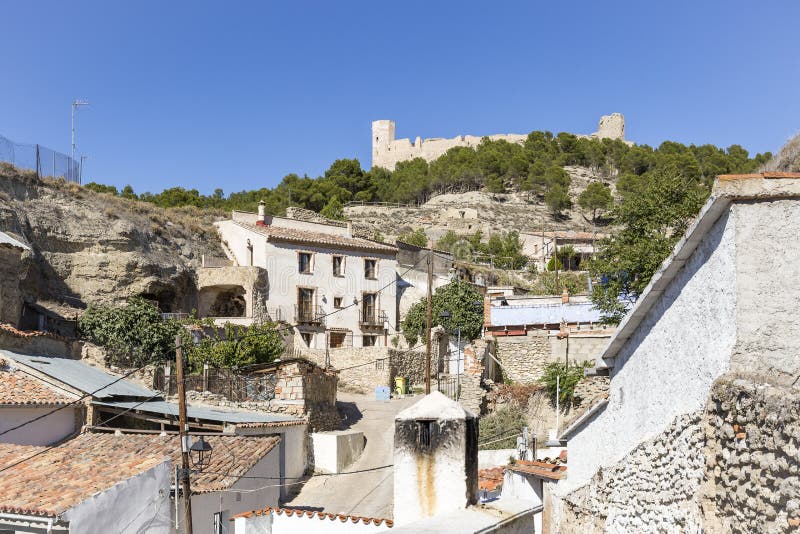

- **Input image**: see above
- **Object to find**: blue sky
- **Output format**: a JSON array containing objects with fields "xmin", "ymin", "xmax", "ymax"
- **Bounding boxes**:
[{"xmin": 1, "ymin": 0, "xmax": 798, "ymax": 195}]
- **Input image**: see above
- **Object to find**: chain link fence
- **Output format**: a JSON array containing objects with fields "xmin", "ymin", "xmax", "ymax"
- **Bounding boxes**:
[{"xmin": 0, "ymin": 134, "xmax": 80, "ymax": 183}]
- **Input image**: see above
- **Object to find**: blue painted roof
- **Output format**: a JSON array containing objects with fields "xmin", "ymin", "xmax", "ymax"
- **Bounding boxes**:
[
  {"xmin": 93, "ymin": 400, "xmax": 303, "ymax": 424},
  {"xmin": 0, "ymin": 350, "xmax": 157, "ymax": 399},
  {"xmin": 490, "ymin": 301, "xmax": 602, "ymax": 326}
]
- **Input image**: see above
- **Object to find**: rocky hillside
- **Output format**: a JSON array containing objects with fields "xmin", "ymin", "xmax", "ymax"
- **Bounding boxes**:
[
  {"xmin": 0, "ymin": 164, "xmax": 224, "ymax": 312},
  {"xmin": 346, "ymin": 165, "xmax": 609, "ymax": 242}
]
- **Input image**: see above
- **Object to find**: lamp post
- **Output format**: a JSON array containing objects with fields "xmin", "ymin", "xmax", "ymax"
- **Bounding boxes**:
[{"xmin": 189, "ymin": 436, "xmax": 214, "ymax": 470}]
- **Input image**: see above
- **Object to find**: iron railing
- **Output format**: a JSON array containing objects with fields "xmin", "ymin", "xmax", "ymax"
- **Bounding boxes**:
[
  {"xmin": 359, "ymin": 309, "xmax": 387, "ymax": 327},
  {"xmin": 294, "ymin": 304, "xmax": 326, "ymax": 325}
]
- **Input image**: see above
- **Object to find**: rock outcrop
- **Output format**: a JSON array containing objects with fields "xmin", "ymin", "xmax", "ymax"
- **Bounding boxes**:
[{"xmin": 0, "ymin": 164, "xmax": 224, "ymax": 312}]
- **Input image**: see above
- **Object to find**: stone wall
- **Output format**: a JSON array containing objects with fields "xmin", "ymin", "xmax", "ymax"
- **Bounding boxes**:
[
  {"xmin": 552, "ymin": 377, "xmax": 800, "ymax": 533},
  {"xmin": 493, "ymin": 332, "xmax": 551, "ymax": 383},
  {"xmin": 285, "ymin": 207, "xmax": 347, "ymax": 227},
  {"xmin": 302, "ymin": 347, "xmax": 392, "ymax": 394}
]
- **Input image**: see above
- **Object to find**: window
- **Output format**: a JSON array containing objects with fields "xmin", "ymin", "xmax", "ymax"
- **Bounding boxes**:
[
  {"xmin": 297, "ymin": 287, "xmax": 314, "ymax": 322},
  {"xmin": 333, "ymin": 256, "xmax": 344, "ymax": 276},
  {"xmin": 298, "ymin": 252, "xmax": 312, "ymax": 274},
  {"xmin": 329, "ymin": 332, "xmax": 346, "ymax": 348},
  {"xmin": 363, "ymin": 335, "xmax": 377, "ymax": 347},
  {"xmin": 301, "ymin": 332, "xmax": 313, "ymax": 347},
  {"xmin": 417, "ymin": 420, "xmax": 433, "ymax": 449},
  {"xmin": 364, "ymin": 259, "xmax": 377, "ymax": 279},
  {"xmin": 333, "ymin": 296, "xmax": 343, "ymax": 308},
  {"xmin": 362, "ymin": 293, "xmax": 377, "ymax": 323}
]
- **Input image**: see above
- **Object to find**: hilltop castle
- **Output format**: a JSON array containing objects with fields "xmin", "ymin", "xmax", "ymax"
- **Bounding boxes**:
[{"xmin": 372, "ymin": 113, "xmax": 628, "ymax": 170}]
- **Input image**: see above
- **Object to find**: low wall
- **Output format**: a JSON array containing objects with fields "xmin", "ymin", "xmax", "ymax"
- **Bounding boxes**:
[
  {"xmin": 311, "ymin": 430, "xmax": 365, "ymax": 473},
  {"xmin": 0, "ymin": 324, "xmax": 81, "ymax": 358},
  {"xmin": 493, "ymin": 332, "xmax": 551, "ymax": 384},
  {"xmin": 478, "ymin": 449, "xmax": 519, "ymax": 469}
]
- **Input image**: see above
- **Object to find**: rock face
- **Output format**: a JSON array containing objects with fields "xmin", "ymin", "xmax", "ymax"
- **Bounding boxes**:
[{"xmin": 0, "ymin": 164, "xmax": 224, "ymax": 312}]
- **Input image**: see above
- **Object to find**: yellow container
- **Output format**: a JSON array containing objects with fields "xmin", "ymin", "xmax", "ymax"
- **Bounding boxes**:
[{"xmin": 394, "ymin": 376, "xmax": 406, "ymax": 395}]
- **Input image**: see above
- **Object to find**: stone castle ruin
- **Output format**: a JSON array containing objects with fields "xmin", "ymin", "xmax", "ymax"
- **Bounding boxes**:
[{"xmin": 372, "ymin": 113, "xmax": 628, "ymax": 170}]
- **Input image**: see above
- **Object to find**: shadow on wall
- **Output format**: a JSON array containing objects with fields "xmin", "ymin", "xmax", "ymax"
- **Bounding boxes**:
[{"xmin": 337, "ymin": 401, "xmax": 364, "ymax": 430}]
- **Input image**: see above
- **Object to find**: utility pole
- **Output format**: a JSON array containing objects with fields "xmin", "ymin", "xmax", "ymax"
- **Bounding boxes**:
[
  {"xmin": 71, "ymin": 99, "xmax": 89, "ymax": 182},
  {"xmin": 554, "ymin": 235, "xmax": 559, "ymax": 292},
  {"xmin": 425, "ymin": 242, "xmax": 433, "ymax": 394},
  {"xmin": 175, "ymin": 336, "xmax": 194, "ymax": 534}
]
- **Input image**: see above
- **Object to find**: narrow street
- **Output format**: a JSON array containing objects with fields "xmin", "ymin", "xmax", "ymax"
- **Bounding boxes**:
[{"xmin": 284, "ymin": 391, "xmax": 419, "ymax": 519}]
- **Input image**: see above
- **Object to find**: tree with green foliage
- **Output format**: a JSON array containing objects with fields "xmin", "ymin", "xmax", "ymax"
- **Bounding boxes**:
[
  {"xmin": 79, "ymin": 297, "xmax": 184, "ymax": 367},
  {"xmin": 478, "ymin": 406, "xmax": 527, "ymax": 449},
  {"xmin": 539, "ymin": 360, "xmax": 593, "ymax": 407},
  {"xmin": 484, "ymin": 230, "xmax": 527, "ymax": 269},
  {"xmin": 185, "ymin": 321, "xmax": 284, "ymax": 370},
  {"xmin": 578, "ymin": 182, "xmax": 613, "ymax": 222},
  {"xmin": 589, "ymin": 166, "xmax": 709, "ymax": 322},
  {"xmin": 320, "ymin": 195, "xmax": 345, "ymax": 220},
  {"xmin": 402, "ymin": 280, "xmax": 483, "ymax": 345},
  {"xmin": 545, "ymin": 184, "xmax": 572, "ymax": 216},
  {"xmin": 397, "ymin": 228, "xmax": 428, "ymax": 247}
]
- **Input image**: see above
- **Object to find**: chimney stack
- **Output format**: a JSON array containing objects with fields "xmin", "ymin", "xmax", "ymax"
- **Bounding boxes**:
[
  {"xmin": 256, "ymin": 200, "xmax": 266, "ymax": 226},
  {"xmin": 561, "ymin": 286, "xmax": 569, "ymax": 303}
]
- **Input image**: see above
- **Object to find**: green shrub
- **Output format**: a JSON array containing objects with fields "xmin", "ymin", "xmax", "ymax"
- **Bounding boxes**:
[
  {"xmin": 538, "ymin": 360, "xmax": 593, "ymax": 407},
  {"xmin": 478, "ymin": 406, "xmax": 526, "ymax": 450},
  {"xmin": 185, "ymin": 321, "xmax": 284, "ymax": 371}
]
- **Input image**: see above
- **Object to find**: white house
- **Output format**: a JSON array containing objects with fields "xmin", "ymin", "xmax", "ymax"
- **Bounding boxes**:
[
  {"xmin": 213, "ymin": 205, "xmax": 398, "ymax": 349},
  {"xmin": 0, "ymin": 359, "xmax": 82, "ymax": 445}
]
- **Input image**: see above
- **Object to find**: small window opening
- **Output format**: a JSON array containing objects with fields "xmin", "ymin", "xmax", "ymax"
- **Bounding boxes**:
[
  {"xmin": 417, "ymin": 420, "xmax": 433, "ymax": 449},
  {"xmin": 334, "ymin": 296, "xmax": 343, "ymax": 308}
]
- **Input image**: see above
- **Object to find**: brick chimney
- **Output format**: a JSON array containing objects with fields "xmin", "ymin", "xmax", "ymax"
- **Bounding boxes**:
[
  {"xmin": 256, "ymin": 200, "xmax": 266, "ymax": 226},
  {"xmin": 561, "ymin": 286, "xmax": 569, "ymax": 303}
]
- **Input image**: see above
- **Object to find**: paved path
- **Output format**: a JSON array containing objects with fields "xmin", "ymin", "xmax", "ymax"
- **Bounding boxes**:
[{"xmin": 284, "ymin": 392, "xmax": 419, "ymax": 519}]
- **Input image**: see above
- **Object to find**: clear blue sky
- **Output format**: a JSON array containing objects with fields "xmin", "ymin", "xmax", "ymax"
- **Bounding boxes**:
[{"xmin": 1, "ymin": 1, "xmax": 798, "ymax": 195}]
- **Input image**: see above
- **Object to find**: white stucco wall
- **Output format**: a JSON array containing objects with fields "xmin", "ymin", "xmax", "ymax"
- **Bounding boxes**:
[
  {"xmin": 184, "ymin": 448, "xmax": 281, "ymax": 534},
  {"xmin": 62, "ymin": 460, "xmax": 172, "ymax": 534},
  {"xmin": 311, "ymin": 430, "xmax": 364, "ymax": 473},
  {"xmin": 0, "ymin": 406, "xmax": 78, "ymax": 445},
  {"xmin": 216, "ymin": 221, "xmax": 398, "ymax": 349},
  {"xmin": 559, "ymin": 210, "xmax": 737, "ymax": 493},
  {"xmin": 233, "ymin": 511, "xmax": 389, "ymax": 534}
]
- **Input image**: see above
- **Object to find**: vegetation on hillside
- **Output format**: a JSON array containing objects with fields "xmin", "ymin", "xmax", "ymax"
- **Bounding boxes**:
[
  {"xmin": 437, "ymin": 229, "xmax": 528, "ymax": 269},
  {"xmin": 82, "ymin": 133, "xmax": 771, "ymax": 221}
]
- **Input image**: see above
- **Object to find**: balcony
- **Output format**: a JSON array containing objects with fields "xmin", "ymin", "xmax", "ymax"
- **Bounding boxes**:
[
  {"xmin": 360, "ymin": 310, "xmax": 388, "ymax": 327},
  {"xmin": 295, "ymin": 304, "xmax": 326, "ymax": 325}
]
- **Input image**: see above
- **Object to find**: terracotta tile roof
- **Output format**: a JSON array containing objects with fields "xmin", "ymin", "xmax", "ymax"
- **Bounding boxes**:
[
  {"xmin": 233, "ymin": 420, "xmax": 306, "ymax": 428},
  {"xmin": 230, "ymin": 507, "xmax": 393, "ymax": 527},
  {"xmin": 506, "ymin": 460, "xmax": 567, "ymax": 481},
  {"xmin": 81, "ymin": 431, "xmax": 281, "ymax": 493},
  {"xmin": 235, "ymin": 221, "xmax": 397, "ymax": 254},
  {"xmin": 0, "ymin": 323, "xmax": 70, "ymax": 341},
  {"xmin": 0, "ymin": 433, "xmax": 168, "ymax": 517},
  {"xmin": 479, "ymin": 467, "xmax": 504, "ymax": 492},
  {"xmin": 0, "ymin": 363, "xmax": 75, "ymax": 405}
]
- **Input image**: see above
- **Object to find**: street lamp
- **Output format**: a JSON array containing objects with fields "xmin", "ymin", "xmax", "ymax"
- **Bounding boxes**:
[{"xmin": 189, "ymin": 436, "xmax": 213, "ymax": 470}]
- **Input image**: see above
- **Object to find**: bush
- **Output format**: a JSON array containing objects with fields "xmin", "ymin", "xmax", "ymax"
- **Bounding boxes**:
[
  {"xmin": 185, "ymin": 321, "xmax": 284, "ymax": 371},
  {"xmin": 479, "ymin": 406, "xmax": 526, "ymax": 450},
  {"xmin": 79, "ymin": 297, "xmax": 184, "ymax": 367},
  {"xmin": 538, "ymin": 360, "xmax": 593, "ymax": 407}
]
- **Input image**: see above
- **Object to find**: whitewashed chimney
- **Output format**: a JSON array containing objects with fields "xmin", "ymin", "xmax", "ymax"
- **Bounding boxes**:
[
  {"xmin": 257, "ymin": 200, "xmax": 266, "ymax": 226},
  {"xmin": 393, "ymin": 391, "xmax": 478, "ymax": 525}
]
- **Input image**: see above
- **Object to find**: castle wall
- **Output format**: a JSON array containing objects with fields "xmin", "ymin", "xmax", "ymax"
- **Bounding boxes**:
[{"xmin": 372, "ymin": 114, "xmax": 628, "ymax": 170}]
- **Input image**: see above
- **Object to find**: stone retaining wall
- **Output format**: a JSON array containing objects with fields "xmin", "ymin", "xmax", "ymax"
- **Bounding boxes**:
[
  {"xmin": 554, "ymin": 377, "xmax": 800, "ymax": 533},
  {"xmin": 493, "ymin": 331, "xmax": 551, "ymax": 383}
]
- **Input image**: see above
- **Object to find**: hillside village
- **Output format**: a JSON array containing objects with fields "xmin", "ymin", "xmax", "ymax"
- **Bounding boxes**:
[{"xmin": 0, "ymin": 111, "xmax": 799, "ymax": 534}]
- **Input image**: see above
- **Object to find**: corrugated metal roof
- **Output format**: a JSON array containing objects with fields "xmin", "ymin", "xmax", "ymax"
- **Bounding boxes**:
[
  {"xmin": 0, "ymin": 231, "xmax": 30, "ymax": 251},
  {"xmin": 490, "ymin": 301, "xmax": 602, "ymax": 326},
  {"xmin": 93, "ymin": 400, "xmax": 303, "ymax": 424},
  {"xmin": 0, "ymin": 350, "xmax": 157, "ymax": 399}
]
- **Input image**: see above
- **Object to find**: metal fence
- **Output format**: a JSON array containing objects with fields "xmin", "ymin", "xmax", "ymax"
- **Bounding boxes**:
[
  {"xmin": 154, "ymin": 366, "xmax": 278, "ymax": 402},
  {"xmin": 0, "ymin": 134, "xmax": 81, "ymax": 183}
]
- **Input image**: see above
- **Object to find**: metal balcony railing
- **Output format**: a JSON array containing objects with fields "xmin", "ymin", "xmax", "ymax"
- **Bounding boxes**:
[
  {"xmin": 294, "ymin": 304, "xmax": 326, "ymax": 325},
  {"xmin": 360, "ymin": 310, "xmax": 387, "ymax": 327}
]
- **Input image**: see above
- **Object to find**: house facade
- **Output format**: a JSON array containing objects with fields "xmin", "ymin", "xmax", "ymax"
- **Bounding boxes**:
[{"xmin": 213, "ymin": 206, "xmax": 398, "ymax": 349}]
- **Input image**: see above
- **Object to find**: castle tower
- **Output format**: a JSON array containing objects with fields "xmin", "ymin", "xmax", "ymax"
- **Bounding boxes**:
[
  {"xmin": 372, "ymin": 119, "xmax": 395, "ymax": 169},
  {"xmin": 393, "ymin": 391, "xmax": 479, "ymax": 526},
  {"xmin": 596, "ymin": 113, "xmax": 625, "ymax": 141}
]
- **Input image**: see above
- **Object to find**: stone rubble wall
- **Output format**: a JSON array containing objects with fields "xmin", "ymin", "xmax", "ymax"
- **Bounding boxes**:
[
  {"xmin": 0, "ymin": 324, "xmax": 82, "ymax": 358},
  {"xmin": 493, "ymin": 331, "xmax": 552, "ymax": 383},
  {"xmin": 0, "ymin": 245, "xmax": 27, "ymax": 326},
  {"xmin": 554, "ymin": 377, "xmax": 800, "ymax": 533}
]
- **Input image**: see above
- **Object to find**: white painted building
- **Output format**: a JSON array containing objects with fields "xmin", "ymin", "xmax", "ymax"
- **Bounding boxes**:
[
  {"xmin": 547, "ymin": 172, "xmax": 800, "ymax": 532},
  {"xmin": 214, "ymin": 207, "xmax": 398, "ymax": 349}
]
